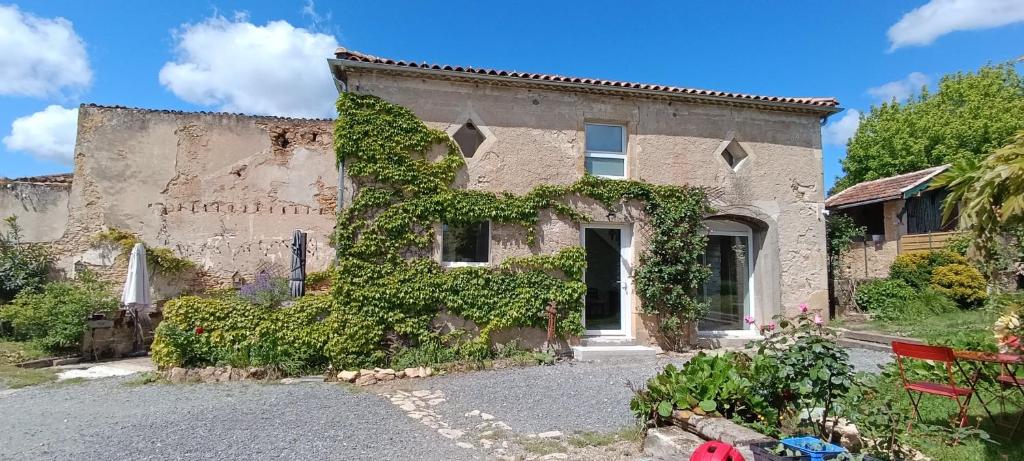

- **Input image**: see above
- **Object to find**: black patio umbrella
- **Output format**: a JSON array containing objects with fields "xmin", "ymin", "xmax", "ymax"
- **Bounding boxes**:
[{"xmin": 289, "ymin": 230, "xmax": 307, "ymax": 297}]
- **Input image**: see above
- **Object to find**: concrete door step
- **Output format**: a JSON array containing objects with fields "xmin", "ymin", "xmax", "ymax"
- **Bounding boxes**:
[
  {"xmin": 571, "ymin": 345, "xmax": 659, "ymax": 361},
  {"xmin": 580, "ymin": 337, "xmax": 637, "ymax": 347}
]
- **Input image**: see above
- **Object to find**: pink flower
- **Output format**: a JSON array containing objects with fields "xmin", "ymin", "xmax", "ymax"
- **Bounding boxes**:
[
  {"xmin": 799, "ymin": 303, "xmax": 809, "ymax": 313},
  {"xmin": 764, "ymin": 323, "xmax": 776, "ymax": 332},
  {"xmin": 813, "ymin": 314, "xmax": 823, "ymax": 325},
  {"xmin": 744, "ymin": 315, "xmax": 756, "ymax": 325}
]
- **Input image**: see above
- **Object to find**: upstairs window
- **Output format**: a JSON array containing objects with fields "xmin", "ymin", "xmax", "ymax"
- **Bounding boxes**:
[
  {"xmin": 453, "ymin": 121, "xmax": 486, "ymax": 158},
  {"xmin": 442, "ymin": 221, "xmax": 490, "ymax": 265},
  {"xmin": 585, "ymin": 123, "xmax": 626, "ymax": 178}
]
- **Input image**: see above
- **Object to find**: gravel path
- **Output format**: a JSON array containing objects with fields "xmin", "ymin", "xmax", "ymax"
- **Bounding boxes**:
[
  {"xmin": 383, "ymin": 356, "xmax": 689, "ymax": 435},
  {"xmin": 0, "ymin": 379, "xmax": 477, "ymax": 461},
  {"xmin": 845, "ymin": 347, "xmax": 894, "ymax": 373}
]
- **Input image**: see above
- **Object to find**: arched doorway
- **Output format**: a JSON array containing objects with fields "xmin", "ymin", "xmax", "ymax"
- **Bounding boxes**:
[{"xmin": 699, "ymin": 219, "xmax": 755, "ymax": 333}]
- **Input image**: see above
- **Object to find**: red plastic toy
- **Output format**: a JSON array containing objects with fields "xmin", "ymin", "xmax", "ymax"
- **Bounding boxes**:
[{"xmin": 690, "ymin": 441, "xmax": 746, "ymax": 461}]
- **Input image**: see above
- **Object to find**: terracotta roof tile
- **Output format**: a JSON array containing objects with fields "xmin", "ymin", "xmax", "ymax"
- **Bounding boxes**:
[
  {"xmin": 825, "ymin": 165, "xmax": 950, "ymax": 209},
  {"xmin": 333, "ymin": 48, "xmax": 840, "ymax": 110}
]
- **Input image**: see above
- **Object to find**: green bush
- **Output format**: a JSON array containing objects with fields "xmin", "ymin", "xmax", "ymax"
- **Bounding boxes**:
[
  {"xmin": 888, "ymin": 250, "xmax": 968, "ymax": 289},
  {"xmin": 854, "ymin": 279, "xmax": 917, "ymax": 321},
  {"xmin": 151, "ymin": 293, "xmax": 332, "ymax": 373},
  {"xmin": 630, "ymin": 352, "xmax": 761, "ymax": 424},
  {"xmin": 930, "ymin": 263, "xmax": 987, "ymax": 307},
  {"xmin": 0, "ymin": 274, "xmax": 118, "ymax": 351},
  {"xmin": 0, "ymin": 216, "xmax": 50, "ymax": 303}
]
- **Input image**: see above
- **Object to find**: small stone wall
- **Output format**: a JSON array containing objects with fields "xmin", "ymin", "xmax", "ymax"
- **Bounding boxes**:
[
  {"xmin": 80, "ymin": 310, "xmax": 161, "ymax": 360},
  {"xmin": 164, "ymin": 366, "xmax": 282, "ymax": 383}
]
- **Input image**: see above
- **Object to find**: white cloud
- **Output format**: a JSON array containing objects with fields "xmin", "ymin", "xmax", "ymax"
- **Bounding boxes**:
[
  {"xmin": 888, "ymin": 0, "xmax": 1024, "ymax": 50},
  {"xmin": 0, "ymin": 4, "xmax": 91, "ymax": 98},
  {"xmin": 823, "ymin": 109, "xmax": 861, "ymax": 147},
  {"xmin": 867, "ymin": 72, "xmax": 930, "ymax": 103},
  {"xmin": 3, "ymin": 105, "xmax": 79, "ymax": 164},
  {"xmin": 159, "ymin": 14, "xmax": 340, "ymax": 118}
]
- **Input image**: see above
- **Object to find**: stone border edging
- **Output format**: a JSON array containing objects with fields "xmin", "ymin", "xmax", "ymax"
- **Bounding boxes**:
[{"xmin": 328, "ymin": 366, "xmax": 434, "ymax": 386}]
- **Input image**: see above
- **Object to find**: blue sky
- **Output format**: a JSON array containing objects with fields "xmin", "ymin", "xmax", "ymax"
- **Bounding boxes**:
[{"xmin": 2, "ymin": 0, "xmax": 1023, "ymax": 192}]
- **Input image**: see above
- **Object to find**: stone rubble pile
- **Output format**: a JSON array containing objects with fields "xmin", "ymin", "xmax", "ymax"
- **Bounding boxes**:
[
  {"xmin": 163, "ymin": 366, "xmax": 281, "ymax": 383},
  {"xmin": 329, "ymin": 366, "xmax": 434, "ymax": 386}
]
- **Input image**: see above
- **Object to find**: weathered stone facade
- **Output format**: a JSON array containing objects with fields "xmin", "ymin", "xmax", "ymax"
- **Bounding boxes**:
[
  {"xmin": 3, "ymin": 106, "xmax": 338, "ymax": 301},
  {"xmin": 0, "ymin": 174, "xmax": 71, "ymax": 242},
  {"xmin": 332, "ymin": 59, "xmax": 836, "ymax": 344}
]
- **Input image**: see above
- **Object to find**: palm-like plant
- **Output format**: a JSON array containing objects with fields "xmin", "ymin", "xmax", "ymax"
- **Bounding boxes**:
[{"xmin": 932, "ymin": 131, "xmax": 1024, "ymax": 278}]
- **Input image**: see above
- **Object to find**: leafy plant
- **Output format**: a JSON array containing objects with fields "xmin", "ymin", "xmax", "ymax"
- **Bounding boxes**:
[
  {"xmin": 748, "ymin": 310, "xmax": 854, "ymax": 438},
  {"xmin": 0, "ymin": 272, "xmax": 118, "ymax": 352},
  {"xmin": 889, "ymin": 250, "xmax": 969, "ymax": 289},
  {"xmin": 854, "ymin": 278, "xmax": 917, "ymax": 320},
  {"xmin": 630, "ymin": 352, "xmax": 761, "ymax": 425},
  {"xmin": 932, "ymin": 130, "xmax": 1024, "ymax": 282},
  {"xmin": 0, "ymin": 216, "xmax": 50, "ymax": 303},
  {"xmin": 93, "ymin": 228, "xmax": 195, "ymax": 275},
  {"xmin": 826, "ymin": 213, "xmax": 865, "ymax": 270},
  {"xmin": 238, "ymin": 271, "xmax": 291, "ymax": 309},
  {"xmin": 929, "ymin": 263, "xmax": 987, "ymax": 307}
]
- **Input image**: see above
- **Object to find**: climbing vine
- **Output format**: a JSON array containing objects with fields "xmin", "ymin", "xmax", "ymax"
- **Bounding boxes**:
[
  {"xmin": 328, "ymin": 93, "xmax": 712, "ymax": 362},
  {"xmin": 94, "ymin": 228, "xmax": 196, "ymax": 275}
]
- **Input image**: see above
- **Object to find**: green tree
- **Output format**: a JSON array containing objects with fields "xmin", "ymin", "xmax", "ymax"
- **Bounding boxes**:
[
  {"xmin": 834, "ymin": 63, "xmax": 1024, "ymax": 193},
  {"xmin": 932, "ymin": 131, "xmax": 1024, "ymax": 279}
]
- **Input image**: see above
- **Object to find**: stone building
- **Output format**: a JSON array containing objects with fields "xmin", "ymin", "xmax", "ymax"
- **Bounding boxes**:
[
  {"xmin": 825, "ymin": 164, "xmax": 954, "ymax": 280},
  {"xmin": 327, "ymin": 48, "xmax": 839, "ymax": 347},
  {"xmin": 1, "ymin": 48, "xmax": 841, "ymax": 348}
]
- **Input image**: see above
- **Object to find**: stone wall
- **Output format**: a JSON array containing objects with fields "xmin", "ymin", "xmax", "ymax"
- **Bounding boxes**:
[
  {"xmin": 344, "ymin": 71, "xmax": 830, "ymax": 344},
  {"xmin": 0, "ymin": 174, "xmax": 71, "ymax": 242},
  {"xmin": 50, "ymin": 105, "xmax": 338, "ymax": 300}
]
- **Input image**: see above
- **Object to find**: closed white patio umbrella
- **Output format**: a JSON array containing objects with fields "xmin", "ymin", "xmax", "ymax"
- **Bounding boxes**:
[
  {"xmin": 121, "ymin": 243, "xmax": 152, "ymax": 355},
  {"xmin": 121, "ymin": 243, "xmax": 151, "ymax": 307}
]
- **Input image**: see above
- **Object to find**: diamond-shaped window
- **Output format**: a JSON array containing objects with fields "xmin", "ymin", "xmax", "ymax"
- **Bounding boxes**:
[
  {"xmin": 453, "ymin": 121, "xmax": 486, "ymax": 158},
  {"xmin": 720, "ymin": 140, "xmax": 748, "ymax": 171}
]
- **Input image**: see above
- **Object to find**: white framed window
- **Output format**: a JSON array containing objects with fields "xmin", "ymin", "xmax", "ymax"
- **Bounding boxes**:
[
  {"xmin": 441, "ymin": 221, "xmax": 490, "ymax": 266},
  {"xmin": 584, "ymin": 123, "xmax": 626, "ymax": 179}
]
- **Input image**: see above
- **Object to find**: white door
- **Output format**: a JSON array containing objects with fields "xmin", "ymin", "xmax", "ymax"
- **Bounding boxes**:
[{"xmin": 582, "ymin": 224, "xmax": 632, "ymax": 336}]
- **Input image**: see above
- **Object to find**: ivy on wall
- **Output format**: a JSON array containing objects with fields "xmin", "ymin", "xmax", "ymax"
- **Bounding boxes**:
[
  {"xmin": 328, "ymin": 93, "xmax": 712, "ymax": 363},
  {"xmin": 94, "ymin": 229, "xmax": 196, "ymax": 275},
  {"xmin": 153, "ymin": 93, "xmax": 714, "ymax": 370}
]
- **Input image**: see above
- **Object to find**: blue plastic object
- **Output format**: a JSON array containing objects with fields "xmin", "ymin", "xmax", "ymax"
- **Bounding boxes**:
[{"xmin": 781, "ymin": 437, "xmax": 846, "ymax": 461}]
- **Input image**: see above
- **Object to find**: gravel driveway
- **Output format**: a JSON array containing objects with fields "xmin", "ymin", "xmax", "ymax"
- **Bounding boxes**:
[
  {"xmin": 0, "ymin": 349, "xmax": 887, "ymax": 461},
  {"xmin": 0, "ymin": 357, "xmax": 686, "ymax": 461}
]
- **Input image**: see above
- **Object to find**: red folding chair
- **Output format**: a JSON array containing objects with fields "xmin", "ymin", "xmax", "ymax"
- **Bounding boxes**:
[{"xmin": 892, "ymin": 341, "xmax": 975, "ymax": 429}]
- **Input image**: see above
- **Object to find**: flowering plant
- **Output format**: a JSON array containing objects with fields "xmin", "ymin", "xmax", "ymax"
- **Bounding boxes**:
[{"xmin": 994, "ymin": 311, "xmax": 1022, "ymax": 353}]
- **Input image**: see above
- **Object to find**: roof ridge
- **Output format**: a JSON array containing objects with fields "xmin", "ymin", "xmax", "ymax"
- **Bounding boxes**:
[
  {"xmin": 827, "ymin": 164, "xmax": 948, "ymax": 202},
  {"xmin": 79, "ymin": 103, "xmax": 335, "ymax": 122},
  {"xmin": 332, "ymin": 48, "xmax": 840, "ymax": 110}
]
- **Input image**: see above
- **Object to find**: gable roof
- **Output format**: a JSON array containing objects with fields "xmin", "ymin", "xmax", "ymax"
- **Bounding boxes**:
[
  {"xmin": 825, "ymin": 165, "xmax": 951, "ymax": 210},
  {"xmin": 329, "ymin": 48, "xmax": 840, "ymax": 115}
]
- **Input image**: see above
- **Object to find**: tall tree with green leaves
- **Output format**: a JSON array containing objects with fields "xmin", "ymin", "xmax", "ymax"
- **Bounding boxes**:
[
  {"xmin": 932, "ymin": 131, "xmax": 1024, "ymax": 280},
  {"xmin": 833, "ymin": 63, "xmax": 1024, "ymax": 193}
]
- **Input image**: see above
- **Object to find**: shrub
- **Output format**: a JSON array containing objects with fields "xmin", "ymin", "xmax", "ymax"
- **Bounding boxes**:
[
  {"xmin": 630, "ymin": 352, "xmax": 761, "ymax": 424},
  {"xmin": 930, "ymin": 263, "xmax": 987, "ymax": 307},
  {"xmin": 0, "ymin": 274, "xmax": 118, "ymax": 351},
  {"xmin": 854, "ymin": 279, "xmax": 917, "ymax": 321},
  {"xmin": 151, "ymin": 293, "xmax": 332, "ymax": 373},
  {"xmin": 889, "ymin": 250, "xmax": 968, "ymax": 289},
  {"xmin": 0, "ymin": 216, "xmax": 50, "ymax": 303},
  {"xmin": 239, "ymin": 271, "xmax": 290, "ymax": 308}
]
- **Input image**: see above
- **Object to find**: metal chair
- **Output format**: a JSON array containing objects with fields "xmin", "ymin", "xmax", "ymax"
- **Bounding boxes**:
[{"xmin": 892, "ymin": 341, "xmax": 975, "ymax": 429}]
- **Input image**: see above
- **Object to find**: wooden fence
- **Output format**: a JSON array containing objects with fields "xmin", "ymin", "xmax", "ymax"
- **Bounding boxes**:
[{"xmin": 898, "ymin": 231, "xmax": 961, "ymax": 254}]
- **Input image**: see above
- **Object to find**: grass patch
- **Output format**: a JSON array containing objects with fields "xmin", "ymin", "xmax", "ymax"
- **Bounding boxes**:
[
  {"xmin": 853, "ymin": 309, "xmax": 999, "ymax": 349},
  {"xmin": 519, "ymin": 437, "xmax": 565, "ymax": 455},
  {"xmin": 0, "ymin": 340, "xmax": 57, "ymax": 389},
  {"xmin": 871, "ymin": 374, "xmax": 1024, "ymax": 461},
  {"xmin": 0, "ymin": 365, "xmax": 57, "ymax": 388},
  {"xmin": 568, "ymin": 425, "xmax": 643, "ymax": 448}
]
